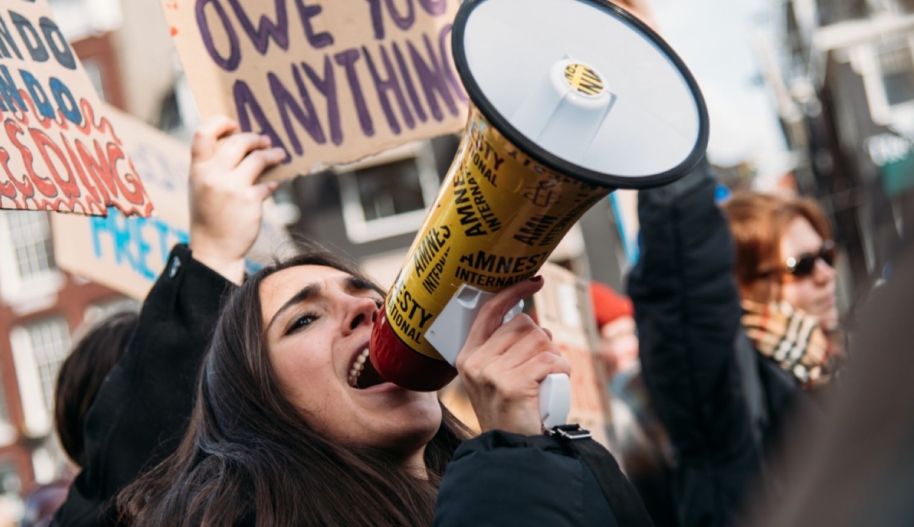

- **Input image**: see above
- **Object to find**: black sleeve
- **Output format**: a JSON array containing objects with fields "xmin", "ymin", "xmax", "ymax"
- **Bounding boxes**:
[
  {"xmin": 626, "ymin": 160, "xmax": 761, "ymax": 526},
  {"xmin": 53, "ymin": 245, "xmax": 234, "ymax": 527},
  {"xmin": 433, "ymin": 431, "xmax": 619, "ymax": 527}
]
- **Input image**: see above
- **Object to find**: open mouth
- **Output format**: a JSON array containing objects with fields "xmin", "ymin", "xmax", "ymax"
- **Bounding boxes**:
[{"xmin": 348, "ymin": 349, "xmax": 386, "ymax": 389}]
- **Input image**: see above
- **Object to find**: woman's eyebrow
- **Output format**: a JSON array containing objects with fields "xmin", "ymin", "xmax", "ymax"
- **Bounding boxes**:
[
  {"xmin": 346, "ymin": 275, "xmax": 383, "ymax": 296},
  {"xmin": 267, "ymin": 283, "xmax": 321, "ymax": 332}
]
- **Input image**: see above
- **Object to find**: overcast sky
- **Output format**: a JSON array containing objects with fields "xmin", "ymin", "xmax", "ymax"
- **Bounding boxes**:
[{"xmin": 647, "ymin": 0, "xmax": 792, "ymax": 183}]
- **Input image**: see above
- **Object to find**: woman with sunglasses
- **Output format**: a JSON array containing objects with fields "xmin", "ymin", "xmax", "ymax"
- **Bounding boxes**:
[{"xmin": 628, "ymin": 160, "xmax": 840, "ymax": 527}]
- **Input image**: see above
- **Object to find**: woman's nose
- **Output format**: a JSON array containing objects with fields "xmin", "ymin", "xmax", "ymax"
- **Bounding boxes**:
[
  {"xmin": 344, "ymin": 296, "xmax": 380, "ymax": 333},
  {"xmin": 813, "ymin": 257, "xmax": 836, "ymax": 285}
]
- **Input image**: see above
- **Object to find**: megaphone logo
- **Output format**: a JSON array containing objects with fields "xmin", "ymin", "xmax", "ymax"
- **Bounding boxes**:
[
  {"xmin": 369, "ymin": 0, "xmax": 709, "ymax": 394},
  {"xmin": 563, "ymin": 63, "xmax": 605, "ymax": 97}
]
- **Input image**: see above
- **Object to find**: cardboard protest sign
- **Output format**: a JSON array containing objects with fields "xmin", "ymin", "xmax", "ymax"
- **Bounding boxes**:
[
  {"xmin": 533, "ymin": 262, "xmax": 613, "ymax": 448},
  {"xmin": 0, "ymin": 1, "xmax": 153, "ymax": 216},
  {"xmin": 51, "ymin": 106, "xmax": 292, "ymax": 300},
  {"xmin": 161, "ymin": 0, "xmax": 468, "ymax": 181}
]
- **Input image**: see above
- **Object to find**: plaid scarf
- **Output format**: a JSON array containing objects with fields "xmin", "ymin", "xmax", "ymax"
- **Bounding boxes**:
[{"xmin": 741, "ymin": 300, "xmax": 835, "ymax": 388}]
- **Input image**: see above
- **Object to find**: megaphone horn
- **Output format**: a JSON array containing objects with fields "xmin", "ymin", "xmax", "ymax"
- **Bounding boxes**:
[{"xmin": 370, "ymin": 0, "xmax": 709, "ymax": 426}]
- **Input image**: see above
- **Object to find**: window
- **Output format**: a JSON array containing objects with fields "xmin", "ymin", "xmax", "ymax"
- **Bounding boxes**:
[
  {"xmin": 6, "ymin": 212, "xmax": 56, "ymax": 280},
  {"xmin": 10, "ymin": 317, "xmax": 71, "ymax": 436},
  {"xmin": 879, "ymin": 44, "xmax": 914, "ymax": 106},
  {"xmin": 25, "ymin": 318, "xmax": 71, "ymax": 413},
  {"xmin": 338, "ymin": 142, "xmax": 440, "ymax": 243},
  {"xmin": 854, "ymin": 34, "xmax": 914, "ymax": 128}
]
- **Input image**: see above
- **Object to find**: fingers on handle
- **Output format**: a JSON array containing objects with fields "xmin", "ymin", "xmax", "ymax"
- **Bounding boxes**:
[
  {"xmin": 521, "ymin": 351, "xmax": 571, "ymax": 383},
  {"xmin": 464, "ymin": 277, "xmax": 544, "ymax": 350},
  {"xmin": 191, "ymin": 116, "xmax": 238, "ymax": 161}
]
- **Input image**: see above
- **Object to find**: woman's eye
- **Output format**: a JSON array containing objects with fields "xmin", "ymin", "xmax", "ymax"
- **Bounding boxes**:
[
  {"xmin": 287, "ymin": 313, "xmax": 318, "ymax": 334},
  {"xmin": 374, "ymin": 298, "xmax": 383, "ymax": 309}
]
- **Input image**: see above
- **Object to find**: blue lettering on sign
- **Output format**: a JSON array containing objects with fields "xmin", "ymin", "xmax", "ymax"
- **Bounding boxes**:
[{"xmin": 90, "ymin": 210, "xmax": 189, "ymax": 282}]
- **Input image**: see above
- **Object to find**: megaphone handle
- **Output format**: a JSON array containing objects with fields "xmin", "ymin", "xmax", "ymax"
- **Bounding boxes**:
[
  {"xmin": 540, "ymin": 373, "xmax": 571, "ymax": 429},
  {"xmin": 502, "ymin": 303, "xmax": 571, "ymax": 429}
]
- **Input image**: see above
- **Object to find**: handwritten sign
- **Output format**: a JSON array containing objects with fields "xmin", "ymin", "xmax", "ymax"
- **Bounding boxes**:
[
  {"xmin": 0, "ymin": 1, "xmax": 153, "ymax": 216},
  {"xmin": 533, "ymin": 263, "xmax": 613, "ymax": 448},
  {"xmin": 161, "ymin": 0, "xmax": 468, "ymax": 181},
  {"xmin": 51, "ymin": 105, "xmax": 292, "ymax": 299}
]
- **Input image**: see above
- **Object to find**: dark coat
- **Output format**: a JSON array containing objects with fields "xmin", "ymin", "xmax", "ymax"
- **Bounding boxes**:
[
  {"xmin": 627, "ymin": 160, "xmax": 817, "ymax": 527},
  {"xmin": 53, "ymin": 245, "xmax": 233, "ymax": 527},
  {"xmin": 52, "ymin": 245, "xmax": 636, "ymax": 526}
]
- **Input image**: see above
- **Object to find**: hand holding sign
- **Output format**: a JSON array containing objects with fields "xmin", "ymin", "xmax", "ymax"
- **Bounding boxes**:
[{"xmin": 188, "ymin": 116, "xmax": 286, "ymax": 284}]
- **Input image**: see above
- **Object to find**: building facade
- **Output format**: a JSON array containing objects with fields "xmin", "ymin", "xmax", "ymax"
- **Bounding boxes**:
[{"xmin": 771, "ymin": 0, "xmax": 914, "ymax": 302}]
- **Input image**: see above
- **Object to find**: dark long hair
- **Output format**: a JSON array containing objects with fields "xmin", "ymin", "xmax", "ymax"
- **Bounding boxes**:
[
  {"xmin": 118, "ymin": 251, "xmax": 472, "ymax": 526},
  {"xmin": 56, "ymin": 311, "xmax": 138, "ymax": 466}
]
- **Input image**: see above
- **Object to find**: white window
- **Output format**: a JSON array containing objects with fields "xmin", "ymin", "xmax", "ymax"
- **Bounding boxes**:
[
  {"xmin": 337, "ymin": 142, "xmax": 440, "ymax": 244},
  {"xmin": 0, "ymin": 211, "xmax": 63, "ymax": 306},
  {"xmin": 10, "ymin": 317, "xmax": 71, "ymax": 437},
  {"xmin": 7, "ymin": 212, "xmax": 56, "ymax": 279},
  {"xmin": 853, "ymin": 34, "xmax": 914, "ymax": 130}
]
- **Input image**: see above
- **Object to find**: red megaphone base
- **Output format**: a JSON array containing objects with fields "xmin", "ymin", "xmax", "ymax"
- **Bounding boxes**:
[{"xmin": 369, "ymin": 313, "xmax": 458, "ymax": 392}]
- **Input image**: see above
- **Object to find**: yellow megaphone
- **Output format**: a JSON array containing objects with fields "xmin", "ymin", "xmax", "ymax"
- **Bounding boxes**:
[{"xmin": 369, "ymin": 0, "xmax": 708, "ymax": 427}]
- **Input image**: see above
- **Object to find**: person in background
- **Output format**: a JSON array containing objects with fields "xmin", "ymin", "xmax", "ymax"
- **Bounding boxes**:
[
  {"xmin": 627, "ymin": 159, "xmax": 841, "ymax": 527},
  {"xmin": 21, "ymin": 312, "xmax": 139, "ymax": 527},
  {"xmin": 591, "ymin": 282, "xmax": 677, "ymax": 527},
  {"xmin": 52, "ymin": 118, "xmax": 286, "ymax": 527},
  {"xmin": 55, "ymin": 312, "xmax": 139, "ymax": 468}
]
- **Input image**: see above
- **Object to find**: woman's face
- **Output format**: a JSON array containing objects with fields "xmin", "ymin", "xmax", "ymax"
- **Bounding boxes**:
[
  {"xmin": 779, "ymin": 217, "xmax": 838, "ymax": 330},
  {"xmin": 260, "ymin": 265, "xmax": 442, "ymax": 462}
]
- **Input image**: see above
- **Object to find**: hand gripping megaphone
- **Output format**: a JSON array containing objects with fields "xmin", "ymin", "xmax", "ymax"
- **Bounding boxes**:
[{"xmin": 368, "ymin": 0, "xmax": 708, "ymax": 428}]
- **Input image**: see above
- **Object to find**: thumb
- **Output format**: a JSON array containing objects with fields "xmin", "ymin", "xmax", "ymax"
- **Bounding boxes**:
[{"xmin": 464, "ymin": 276, "xmax": 544, "ymax": 349}]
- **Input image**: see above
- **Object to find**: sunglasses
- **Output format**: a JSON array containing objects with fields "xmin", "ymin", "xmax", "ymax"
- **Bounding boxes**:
[
  {"xmin": 755, "ymin": 241, "xmax": 836, "ymax": 279},
  {"xmin": 780, "ymin": 241, "xmax": 837, "ymax": 278}
]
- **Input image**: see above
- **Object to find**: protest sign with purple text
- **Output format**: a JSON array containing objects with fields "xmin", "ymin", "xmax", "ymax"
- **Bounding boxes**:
[
  {"xmin": 0, "ymin": 0, "xmax": 153, "ymax": 216},
  {"xmin": 161, "ymin": 0, "xmax": 468, "ymax": 181}
]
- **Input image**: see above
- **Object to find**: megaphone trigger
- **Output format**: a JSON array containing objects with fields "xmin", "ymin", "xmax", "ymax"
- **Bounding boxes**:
[{"xmin": 540, "ymin": 373, "xmax": 572, "ymax": 430}]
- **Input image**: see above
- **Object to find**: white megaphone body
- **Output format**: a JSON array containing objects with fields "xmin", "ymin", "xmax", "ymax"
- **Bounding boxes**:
[{"xmin": 369, "ymin": 0, "xmax": 709, "ymax": 430}]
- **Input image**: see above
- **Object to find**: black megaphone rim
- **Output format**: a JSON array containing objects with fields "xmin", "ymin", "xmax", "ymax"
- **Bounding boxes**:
[{"xmin": 451, "ymin": 0, "xmax": 711, "ymax": 189}]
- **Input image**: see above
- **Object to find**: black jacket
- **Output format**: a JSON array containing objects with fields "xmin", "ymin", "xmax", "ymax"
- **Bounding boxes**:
[
  {"xmin": 627, "ymin": 160, "xmax": 816, "ymax": 527},
  {"xmin": 53, "ymin": 245, "xmax": 640, "ymax": 526},
  {"xmin": 53, "ymin": 245, "xmax": 233, "ymax": 527}
]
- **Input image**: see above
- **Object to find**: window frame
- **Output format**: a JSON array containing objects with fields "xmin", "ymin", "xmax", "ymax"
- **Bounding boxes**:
[
  {"xmin": 0, "ymin": 211, "xmax": 64, "ymax": 307},
  {"xmin": 851, "ymin": 34, "xmax": 914, "ymax": 130},
  {"xmin": 336, "ymin": 141, "xmax": 441, "ymax": 244}
]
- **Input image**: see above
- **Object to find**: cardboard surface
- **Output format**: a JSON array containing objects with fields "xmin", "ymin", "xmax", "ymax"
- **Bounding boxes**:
[
  {"xmin": 51, "ymin": 105, "xmax": 292, "ymax": 300},
  {"xmin": 161, "ymin": 0, "xmax": 469, "ymax": 181},
  {"xmin": 0, "ymin": 1, "xmax": 153, "ymax": 216},
  {"xmin": 533, "ymin": 262, "xmax": 613, "ymax": 448}
]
